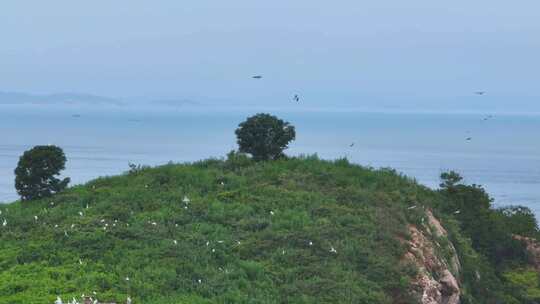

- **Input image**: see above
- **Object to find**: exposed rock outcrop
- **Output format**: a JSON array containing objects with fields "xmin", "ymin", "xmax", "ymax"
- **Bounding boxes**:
[
  {"xmin": 403, "ymin": 210, "xmax": 461, "ymax": 304},
  {"xmin": 513, "ymin": 235, "xmax": 540, "ymax": 271}
]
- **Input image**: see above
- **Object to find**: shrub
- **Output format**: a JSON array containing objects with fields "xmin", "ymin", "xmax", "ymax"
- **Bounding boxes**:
[
  {"xmin": 14, "ymin": 145, "xmax": 70, "ymax": 201},
  {"xmin": 235, "ymin": 113, "xmax": 296, "ymax": 161}
]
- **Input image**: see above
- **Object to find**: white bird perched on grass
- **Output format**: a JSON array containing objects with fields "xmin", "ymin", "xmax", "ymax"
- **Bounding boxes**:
[
  {"xmin": 2, "ymin": 219, "xmax": 6, "ymax": 227},
  {"xmin": 407, "ymin": 205, "xmax": 417, "ymax": 210},
  {"xmin": 34, "ymin": 215, "xmax": 38, "ymax": 221},
  {"xmin": 79, "ymin": 259, "xmax": 83, "ymax": 265},
  {"xmin": 79, "ymin": 211, "xmax": 83, "ymax": 217},
  {"xmin": 55, "ymin": 296, "xmax": 63, "ymax": 304},
  {"xmin": 71, "ymin": 224, "xmax": 75, "ymax": 229},
  {"xmin": 330, "ymin": 246, "xmax": 337, "ymax": 254},
  {"xmin": 64, "ymin": 230, "xmax": 69, "ymax": 237},
  {"xmin": 54, "ymin": 224, "xmax": 59, "ymax": 228},
  {"xmin": 182, "ymin": 196, "xmax": 190, "ymax": 204},
  {"xmin": 217, "ymin": 240, "xmax": 224, "ymax": 244},
  {"xmin": 86, "ymin": 204, "xmax": 89, "ymax": 209},
  {"xmin": 198, "ymin": 279, "xmax": 202, "ymax": 284},
  {"xmin": 173, "ymin": 240, "xmax": 178, "ymax": 245},
  {"xmin": 270, "ymin": 211, "xmax": 275, "ymax": 216},
  {"xmin": 454, "ymin": 210, "xmax": 461, "ymax": 214},
  {"xmin": 100, "ymin": 219, "xmax": 105, "ymax": 223},
  {"xmin": 206, "ymin": 241, "xmax": 210, "ymax": 246},
  {"xmin": 126, "ymin": 276, "xmax": 130, "ymax": 281},
  {"xmin": 308, "ymin": 241, "xmax": 313, "ymax": 246},
  {"xmin": 151, "ymin": 222, "xmax": 157, "ymax": 226},
  {"xmin": 127, "ymin": 296, "xmax": 132, "ymax": 304}
]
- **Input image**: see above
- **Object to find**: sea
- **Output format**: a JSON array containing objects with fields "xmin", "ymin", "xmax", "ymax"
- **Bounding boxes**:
[{"xmin": 2, "ymin": 104, "xmax": 540, "ymax": 216}]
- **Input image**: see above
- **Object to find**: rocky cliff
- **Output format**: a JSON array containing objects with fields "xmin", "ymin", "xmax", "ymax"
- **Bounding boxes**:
[{"xmin": 404, "ymin": 210, "xmax": 461, "ymax": 304}]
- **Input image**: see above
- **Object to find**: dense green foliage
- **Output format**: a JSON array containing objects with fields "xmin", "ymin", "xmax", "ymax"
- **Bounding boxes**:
[
  {"xmin": 438, "ymin": 171, "xmax": 540, "ymax": 303},
  {"xmin": 14, "ymin": 145, "xmax": 70, "ymax": 201},
  {"xmin": 235, "ymin": 113, "xmax": 296, "ymax": 161},
  {"xmin": 0, "ymin": 157, "xmax": 538, "ymax": 303}
]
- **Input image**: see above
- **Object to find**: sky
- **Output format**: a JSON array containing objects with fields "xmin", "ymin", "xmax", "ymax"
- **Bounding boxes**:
[{"xmin": 1, "ymin": 1, "xmax": 540, "ymax": 110}]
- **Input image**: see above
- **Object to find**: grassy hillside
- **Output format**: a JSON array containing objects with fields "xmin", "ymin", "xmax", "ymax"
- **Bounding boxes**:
[{"xmin": 0, "ymin": 154, "xmax": 536, "ymax": 303}]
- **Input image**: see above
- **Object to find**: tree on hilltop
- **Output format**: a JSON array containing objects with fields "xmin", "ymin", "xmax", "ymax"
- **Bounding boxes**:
[
  {"xmin": 15, "ymin": 145, "xmax": 70, "ymax": 201},
  {"xmin": 235, "ymin": 113, "xmax": 296, "ymax": 161}
]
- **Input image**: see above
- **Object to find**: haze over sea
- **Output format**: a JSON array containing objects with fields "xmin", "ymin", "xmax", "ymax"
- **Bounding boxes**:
[{"xmin": 1, "ymin": 103, "xmax": 539, "ymax": 216}]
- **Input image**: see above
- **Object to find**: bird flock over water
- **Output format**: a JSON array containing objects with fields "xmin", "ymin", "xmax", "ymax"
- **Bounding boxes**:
[{"xmin": 251, "ymin": 74, "xmax": 494, "ymax": 146}]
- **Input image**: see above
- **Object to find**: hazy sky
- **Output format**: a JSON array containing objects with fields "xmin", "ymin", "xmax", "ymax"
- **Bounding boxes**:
[{"xmin": 1, "ymin": 1, "xmax": 539, "ymax": 109}]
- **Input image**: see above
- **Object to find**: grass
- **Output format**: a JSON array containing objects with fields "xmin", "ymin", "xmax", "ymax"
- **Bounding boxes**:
[{"xmin": 0, "ymin": 154, "xmax": 526, "ymax": 303}]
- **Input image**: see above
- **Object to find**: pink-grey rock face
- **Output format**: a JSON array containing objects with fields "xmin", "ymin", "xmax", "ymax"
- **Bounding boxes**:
[
  {"xmin": 513, "ymin": 235, "xmax": 540, "ymax": 271},
  {"xmin": 403, "ymin": 210, "xmax": 461, "ymax": 304}
]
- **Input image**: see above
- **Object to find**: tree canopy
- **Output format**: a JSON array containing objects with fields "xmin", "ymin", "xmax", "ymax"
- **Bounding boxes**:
[
  {"xmin": 14, "ymin": 145, "xmax": 70, "ymax": 201},
  {"xmin": 235, "ymin": 113, "xmax": 296, "ymax": 161}
]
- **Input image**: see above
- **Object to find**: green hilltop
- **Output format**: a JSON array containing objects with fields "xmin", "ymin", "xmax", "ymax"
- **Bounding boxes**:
[{"xmin": 0, "ymin": 154, "xmax": 539, "ymax": 303}]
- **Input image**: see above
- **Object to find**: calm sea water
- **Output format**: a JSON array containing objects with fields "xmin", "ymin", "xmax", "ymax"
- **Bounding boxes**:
[{"xmin": 2, "ymin": 105, "xmax": 540, "ymax": 215}]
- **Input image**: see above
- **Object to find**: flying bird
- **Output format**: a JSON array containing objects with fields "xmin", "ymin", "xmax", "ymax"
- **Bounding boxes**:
[
  {"xmin": 252, "ymin": 75, "xmax": 263, "ymax": 79},
  {"xmin": 293, "ymin": 94, "xmax": 300, "ymax": 102},
  {"xmin": 349, "ymin": 143, "xmax": 355, "ymax": 147},
  {"xmin": 474, "ymin": 91, "xmax": 486, "ymax": 95},
  {"xmin": 466, "ymin": 137, "xmax": 472, "ymax": 141}
]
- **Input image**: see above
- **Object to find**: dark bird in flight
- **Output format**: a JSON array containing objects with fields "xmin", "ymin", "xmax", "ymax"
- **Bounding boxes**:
[
  {"xmin": 293, "ymin": 94, "xmax": 300, "ymax": 102},
  {"xmin": 349, "ymin": 143, "xmax": 355, "ymax": 147},
  {"xmin": 252, "ymin": 75, "xmax": 263, "ymax": 79},
  {"xmin": 475, "ymin": 91, "xmax": 486, "ymax": 95},
  {"xmin": 466, "ymin": 137, "xmax": 472, "ymax": 141}
]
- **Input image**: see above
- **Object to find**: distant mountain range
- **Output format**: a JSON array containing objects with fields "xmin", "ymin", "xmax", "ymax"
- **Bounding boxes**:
[{"xmin": 0, "ymin": 92, "xmax": 123, "ymax": 106}]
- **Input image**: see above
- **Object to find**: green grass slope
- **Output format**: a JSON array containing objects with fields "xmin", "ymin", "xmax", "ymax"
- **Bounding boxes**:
[{"xmin": 0, "ymin": 155, "xmax": 501, "ymax": 303}]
